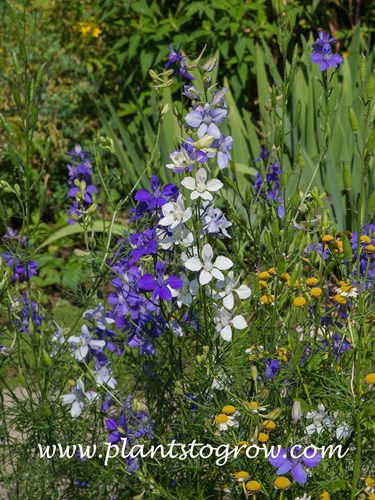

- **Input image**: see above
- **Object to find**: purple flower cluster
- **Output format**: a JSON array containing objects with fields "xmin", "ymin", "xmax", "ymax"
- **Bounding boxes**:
[
  {"xmin": 165, "ymin": 44, "xmax": 194, "ymax": 81},
  {"xmin": 107, "ymin": 175, "xmax": 186, "ymax": 355},
  {"xmin": 15, "ymin": 293, "xmax": 43, "ymax": 335},
  {"xmin": 106, "ymin": 397, "xmax": 153, "ymax": 473},
  {"xmin": 66, "ymin": 145, "xmax": 98, "ymax": 224},
  {"xmin": 2, "ymin": 227, "xmax": 38, "ymax": 282},
  {"xmin": 269, "ymin": 445, "xmax": 322, "ymax": 484},
  {"xmin": 254, "ymin": 152, "xmax": 284, "ymax": 218},
  {"xmin": 311, "ymin": 31, "xmax": 343, "ymax": 71},
  {"xmin": 184, "ymin": 88, "xmax": 233, "ymax": 169}
]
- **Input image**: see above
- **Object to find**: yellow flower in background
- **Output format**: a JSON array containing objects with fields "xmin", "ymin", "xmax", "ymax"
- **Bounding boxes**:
[
  {"xmin": 245, "ymin": 480, "xmax": 261, "ymax": 493},
  {"xmin": 319, "ymin": 492, "xmax": 330, "ymax": 500},
  {"xmin": 76, "ymin": 20, "xmax": 102, "ymax": 38},
  {"xmin": 294, "ymin": 296, "xmax": 306, "ymax": 307},
  {"xmin": 92, "ymin": 26, "xmax": 102, "ymax": 38},
  {"xmin": 273, "ymin": 476, "xmax": 291, "ymax": 489}
]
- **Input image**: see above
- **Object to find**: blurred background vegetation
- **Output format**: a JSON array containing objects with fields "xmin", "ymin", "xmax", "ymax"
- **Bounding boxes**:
[{"xmin": 0, "ymin": 0, "xmax": 374, "ymax": 225}]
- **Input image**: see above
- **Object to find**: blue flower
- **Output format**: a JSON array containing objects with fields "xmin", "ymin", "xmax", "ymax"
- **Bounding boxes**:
[
  {"xmin": 165, "ymin": 44, "xmax": 194, "ymax": 81},
  {"xmin": 311, "ymin": 31, "xmax": 343, "ymax": 71},
  {"xmin": 185, "ymin": 103, "xmax": 227, "ymax": 139},
  {"xmin": 138, "ymin": 261, "xmax": 183, "ymax": 301},
  {"xmin": 269, "ymin": 446, "xmax": 322, "ymax": 484}
]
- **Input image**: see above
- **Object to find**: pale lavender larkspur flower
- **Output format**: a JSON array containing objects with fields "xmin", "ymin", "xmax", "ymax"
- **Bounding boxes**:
[
  {"xmin": 67, "ymin": 325, "xmax": 106, "ymax": 361},
  {"xmin": 184, "ymin": 243, "xmax": 233, "ymax": 285},
  {"xmin": 201, "ymin": 203, "xmax": 232, "ymax": 238},
  {"xmin": 183, "ymin": 84, "xmax": 202, "ymax": 100},
  {"xmin": 185, "ymin": 103, "xmax": 227, "ymax": 139},
  {"xmin": 62, "ymin": 379, "xmax": 98, "ymax": 418},
  {"xmin": 213, "ymin": 134, "xmax": 233, "ymax": 169},
  {"xmin": 175, "ymin": 273, "xmax": 199, "ymax": 307},
  {"xmin": 93, "ymin": 363, "xmax": 117, "ymax": 389},
  {"xmin": 181, "ymin": 168, "xmax": 223, "ymax": 201}
]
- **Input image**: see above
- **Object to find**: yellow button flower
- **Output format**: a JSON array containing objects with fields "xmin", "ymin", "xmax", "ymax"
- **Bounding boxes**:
[
  {"xmin": 306, "ymin": 277, "xmax": 319, "ymax": 286},
  {"xmin": 257, "ymin": 432, "xmax": 269, "ymax": 443},
  {"xmin": 261, "ymin": 294, "xmax": 274, "ymax": 305},
  {"xmin": 320, "ymin": 492, "xmax": 330, "ymax": 500},
  {"xmin": 245, "ymin": 480, "xmax": 261, "ymax": 493},
  {"xmin": 222, "ymin": 405, "xmax": 236, "ymax": 415},
  {"xmin": 273, "ymin": 476, "xmax": 291, "ymax": 490},
  {"xmin": 364, "ymin": 373, "xmax": 375, "ymax": 386},
  {"xmin": 258, "ymin": 271, "xmax": 271, "ymax": 280},
  {"xmin": 294, "ymin": 296, "xmax": 306, "ymax": 307},
  {"xmin": 262, "ymin": 419, "xmax": 276, "ymax": 431},
  {"xmin": 234, "ymin": 470, "xmax": 249, "ymax": 482},
  {"xmin": 310, "ymin": 287, "xmax": 322, "ymax": 298}
]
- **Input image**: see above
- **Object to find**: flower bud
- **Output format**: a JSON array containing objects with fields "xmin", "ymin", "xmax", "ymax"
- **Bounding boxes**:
[{"xmin": 292, "ymin": 399, "xmax": 302, "ymax": 423}]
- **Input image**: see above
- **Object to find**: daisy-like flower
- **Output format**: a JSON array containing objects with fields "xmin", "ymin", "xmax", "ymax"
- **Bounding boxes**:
[
  {"xmin": 158, "ymin": 194, "xmax": 192, "ymax": 229},
  {"xmin": 335, "ymin": 280, "xmax": 358, "ymax": 298},
  {"xmin": 184, "ymin": 243, "xmax": 233, "ymax": 285},
  {"xmin": 215, "ymin": 271, "xmax": 251, "ymax": 309},
  {"xmin": 214, "ymin": 413, "xmax": 237, "ymax": 431},
  {"xmin": 305, "ymin": 404, "xmax": 335, "ymax": 435},
  {"xmin": 213, "ymin": 305, "xmax": 247, "ymax": 341},
  {"xmin": 245, "ymin": 401, "xmax": 268, "ymax": 414},
  {"xmin": 181, "ymin": 167, "xmax": 223, "ymax": 201},
  {"xmin": 62, "ymin": 379, "xmax": 98, "ymax": 418}
]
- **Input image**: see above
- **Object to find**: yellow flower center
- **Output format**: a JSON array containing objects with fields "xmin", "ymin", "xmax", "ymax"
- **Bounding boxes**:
[
  {"xmin": 360, "ymin": 235, "xmax": 371, "ymax": 244},
  {"xmin": 280, "ymin": 272, "xmax": 290, "ymax": 282},
  {"xmin": 259, "ymin": 279, "xmax": 268, "ymax": 289},
  {"xmin": 234, "ymin": 470, "xmax": 249, "ymax": 482},
  {"xmin": 258, "ymin": 432, "xmax": 269, "ymax": 443},
  {"xmin": 294, "ymin": 296, "xmax": 306, "ymax": 307},
  {"xmin": 258, "ymin": 271, "xmax": 271, "ymax": 279},
  {"xmin": 222, "ymin": 405, "xmax": 236, "ymax": 415},
  {"xmin": 288, "ymin": 278, "xmax": 299, "ymax": 287},
  {"xmin": 268, "ymin": 267, "xmax": 276, "ymax": 275},
  {"xmin": 365, "ymin": 244, "xmax": 375, "ymax": 254},
  {"xmin": 364, "ymin": 373, "xmax": 375, "ymax": 385},
  {"xmin": 261, "ymin": 294, "xmax": 274, "ymax": 304},
  {"xmin": 319, "ymin": 492, "xmax": 331, "ymax": 500},
  {"xmin": 321, "ymin": 234, "xmax": 334, "ymax": 243},
  {"xmin": 310, "ymin": 287, "xmax": 322, "ymax": 298},
  {"xmin": 215, "ymin": 414, "xmax": 228, "ymax": 424},
  {"xmin": 262, "ymin": 419, "xmax": 276, "ymax": 431},
  {"xmin": 306, "ymin": 277, "xmax": 319, "ymax": 286},
  {"xmin": 245, "ymin": 480, "xmax": 261, "ymax": 493},
  {"xmin": 365, "ymin": 476, "xmax": 375, "ymax": 488},
  {"xmin": 274, "ymin": 476, "xmax": 291, "ymax": 489},
  {"xmin": 334, "ymin": 294, "xmax": 347, "ymax": 304}
]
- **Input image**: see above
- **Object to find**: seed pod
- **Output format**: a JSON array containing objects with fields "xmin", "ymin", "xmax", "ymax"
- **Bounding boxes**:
[
  {"xmin": 321, "ymin": 208, "xmax": 328, "ymax": 228},
  {"xmin": 367, "ymin": 74, "xmax": 375, "ymax": 100},
  {"xmin": 348, "ymin": 106, "xmax": 359, "ymax": 134},
  {"xmin": 367, "ymin": 128, "xmax": 375, "ymax": 155},
  {"xmin": 360, "ymin": 55, "xmax": 366, "ymax": 83},
  {"xmin": 343, "ymin": 161, "xmax": 351, "ymax": 191}
]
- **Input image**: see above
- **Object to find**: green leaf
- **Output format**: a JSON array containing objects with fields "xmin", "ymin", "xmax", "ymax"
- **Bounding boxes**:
[{"xmin": 37, "ymin": 221, "xmax": 126, "ymax": 250}]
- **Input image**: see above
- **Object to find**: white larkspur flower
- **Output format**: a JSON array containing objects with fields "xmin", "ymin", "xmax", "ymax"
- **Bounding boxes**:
[
  {"xmin": 213, "ymin": 306, "xmax": 247, "ymax": 341},
  {"xmin": 215, "ymin": 271, "xmax": 251, "ymax": 309},
  {"xmin": 159, "ymin": 194, "xmax": 192, "ymax": 229},
  {"xmin": 305, "ymin": 404, "xmax": 335, "ymax": 435},
  {"xmin": 184, "ymin": 243, "xmax": 233, "ymax": 285},
  {"xmin": 181, "ymin": 167, "xmax": 223, "ymax": 201},
  {"xmin": 166, "ymin": 148, "xmax": 192, "ymax": 171},
  {"xmin": 176, "ymin": 273, "xmax": 199, "ymax": 307},
  {"xmin": 159, "ymin": 224, "xmax": 194, "ymax": 249},
  {"xmin": 93, "ymin": 364, "xmax": 117, "ymax": 389},
  {"xmin": 335, "ymin": 420, "xmax": 352, "ymax": 440},
  {"xmin": 62, "ymin": 379, "xmax": 98, "ymax": 418}
]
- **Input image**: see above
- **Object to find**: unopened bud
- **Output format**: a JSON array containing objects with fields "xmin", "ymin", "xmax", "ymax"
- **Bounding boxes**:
[
  {"xmin": 202, "ymin": 56, "xmax": 217, "ymax": 72},
  {"xmin": 292, "ymin": 400, "xmax": 302, "ymax": 423}
]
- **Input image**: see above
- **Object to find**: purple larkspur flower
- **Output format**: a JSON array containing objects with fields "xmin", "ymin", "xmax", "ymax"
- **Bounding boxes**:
[
  {"xmin": 138, "ymin": 261, "xmax": 184, "ymax": 301},
  {"xmin": 130, "ymin": 229, "xmax": 158, "ymax": 262},
  {"xmin": 322, "ymin": 331, "xmax": 351, "ymax": 360},
  {"xmin": 185, "ymin": 103, "xmax": 227, "ymax": 139},
  {"xmin": 15, "ymin": 294, "xmax": 43, "ymax": 335},
  {"xmin": 165, "ymin": 44, "xmax": 194, "ymax": 81},
  {"xmin": 2, "ymin": 229, "xmax": 38, "ymax": 282},
  {"xmin": 269, "ymin": 445, "xmax": 322, "ymax": 484},
  {"xmin": 212, "ymin": 134, "xmax": 233, "ymax": 169},
  {"xmin": 131, "ymin": 175, "xmax": 179, "ymax": 221},
  {"xmin": 265, "ymin": 359, "xmax": 281, "ymax": 379},
  {"xmin": 253, "ymin": 148, "xmax": 270, "ymax": 163},
  {"xmin": 311, "ymin": 31, "xmax": 343, "ymax": 71}
]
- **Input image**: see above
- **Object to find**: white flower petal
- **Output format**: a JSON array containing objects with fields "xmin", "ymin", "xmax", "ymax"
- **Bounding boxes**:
[
  {"xmin": 184, "ymin": 256, "xmax": 202, "ymax": 272},
  {"xmin": 220, "ymin": 325, "xmax": 232, "ymax": 341},
  {"xmin": 181, "ymin": 177, "xmax": 196, "ymax": 190},
  {"xmin": 235, "ymin": 285, "xmax": 252, "ymax": 299},
  {"xmin": 231, "ymin": 315, "xmax": 247, "ymax": 329},
  {"xmin": 223, "ymin": 293, "xmax": 234, "ymax": 310},
  {"xmin": 201, "ymin": 244, "xmax": 213, "ymax": 262},
  {"xmin": 206, "ymin": 179, "xmax": 224, "ymax": 192},
  {"xmin": 214, "ymin": 256, "xmax": 233, "ymax": 270},
  {"xmin": 211, "ymin": 268, "xmax": 225, "ymax": 281},
  {"xmin": 199, "ymin": 269, "xmax": 213, "ymax": 285}
]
